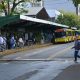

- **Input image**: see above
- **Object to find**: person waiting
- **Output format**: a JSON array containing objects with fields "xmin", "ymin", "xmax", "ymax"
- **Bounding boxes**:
[
  {"xmin": 0, "ymin": 35, "xmax": 4, "ymax": 51},
  {"xmin": 18, "ymin": 37, "xmax": 24, "ymax": 48},
  {"xmin": 10, "ymin": 35, "xmax": 16, "ymax": 49}
]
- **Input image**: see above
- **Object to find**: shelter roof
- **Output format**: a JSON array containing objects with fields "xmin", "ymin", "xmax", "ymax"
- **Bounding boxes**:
[
  {"xmin": 0, "ymin": 15, "xmax": 20, "ymax": 27},
  {"xmin": 0, "ymin": 15, "xmax": 69, "ymax": 29},
  {"xmin": 20, "ymin": 15, "xmax": 69, "ymax": 28}
]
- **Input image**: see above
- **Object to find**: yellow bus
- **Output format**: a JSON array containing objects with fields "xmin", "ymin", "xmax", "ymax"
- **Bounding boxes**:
[{"xmin": 54, "ymin": 28, "xmax": 75, "ymax": 43}]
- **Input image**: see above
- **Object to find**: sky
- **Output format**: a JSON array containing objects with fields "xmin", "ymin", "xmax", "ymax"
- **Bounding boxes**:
[{"xmin": 44, "ymin": 0, "xmax": 76, "ymax": 13}]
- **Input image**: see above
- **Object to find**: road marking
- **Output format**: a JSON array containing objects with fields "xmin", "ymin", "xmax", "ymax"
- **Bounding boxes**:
[{"xmin": 47, "ymin": 46, "xmax": 73, "ymax": 60}]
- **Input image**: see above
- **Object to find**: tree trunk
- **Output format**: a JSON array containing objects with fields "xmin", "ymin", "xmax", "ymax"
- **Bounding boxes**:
[
  {"xmin": 76, "ymin": 6, "xmax": 78, "ymax": 15},
  {"xmin": 1, "ymin": 1, "xmax": 7, "ymax": 16},
  {"xmin": 10, "ymin": 0, "xmax": 24, "ymax": 15},
  {"xmin": 4, "ymin": 9, "xmax": 7, "ymax": 16},
  {"xmin": 7, "ymin": 0, "xmax": 10, "ymax": 15}
]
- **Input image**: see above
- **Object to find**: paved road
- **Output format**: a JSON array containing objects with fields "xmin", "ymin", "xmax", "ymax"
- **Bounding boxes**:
[
  {"xmin": 0, "ymin": 42, "xmax": 78, "ymax": 80},
  {"xmin": 54, "ymin": 64, "xmax": 80, "ymax": 80},
  {"xmin": 1, "ymin": 42, "xmax": 74, "ymax": 60}
]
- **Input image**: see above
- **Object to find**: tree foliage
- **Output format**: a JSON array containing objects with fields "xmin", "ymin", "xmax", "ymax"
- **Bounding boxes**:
[
  {"xmin": 0, "ymin": 0, "xmax": 41, "ymax": 16},
  {"xmin": 56, "ymin": 12, "xmax": 80, "ymax": 29},
  {"xmin": 0, "ymin": 0, "xmax": 26, "ymax": 15},
  {"xmin": 71, "ymin": 0, "xmax": 80, "ymax": 7}
]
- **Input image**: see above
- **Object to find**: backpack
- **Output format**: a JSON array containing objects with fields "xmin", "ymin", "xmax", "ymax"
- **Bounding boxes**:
[{"xmin": 10, "ymin": 38, "xmax": 15, "ymax": 45}]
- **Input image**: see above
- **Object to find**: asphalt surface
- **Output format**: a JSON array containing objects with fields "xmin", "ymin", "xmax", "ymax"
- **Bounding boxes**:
[
  {"xmin": 54, "ymin": 63, "xmax": 80, "ymax": 80},
  {"xmin": 0, "ymin": 60, "xmax": 74, "ymax": 80},
  {"xmin": 0, "ymin": 42, "xmax": 79, "ymax": 80},
  {"xmin": 1, "ymin": 42, "xmax": 74, "ymax": 60}
]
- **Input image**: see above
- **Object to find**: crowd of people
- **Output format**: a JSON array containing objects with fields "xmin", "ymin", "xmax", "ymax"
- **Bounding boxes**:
[
  {"xmin": 0, "ymin": 34, "xmax": 35, "ymax": 52},
  {"xmin": 0, "ymin": 32, "xmax": 54, "ymax": 52}
]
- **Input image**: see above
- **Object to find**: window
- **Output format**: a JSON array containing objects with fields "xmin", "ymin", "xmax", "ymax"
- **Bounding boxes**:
[{"xmin": 55, "ymin": 32, "xmax": 66, "ymax": 38}]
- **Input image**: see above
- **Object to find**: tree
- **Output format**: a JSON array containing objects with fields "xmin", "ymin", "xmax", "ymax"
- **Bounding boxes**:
[
  {"xmin": 55, "ymin": 12, "xmax": 80, "ymax": 29},
  {"xmin": 0, "ymin": 0, "xmax": 26, "ymax": 15},
  {"xmin": 0, "ymin": 0, "xmax": 41, "ymax": 16},
  {"xmin": 71, "ymin": 0, "xmax": 80, "ymax": 15}
]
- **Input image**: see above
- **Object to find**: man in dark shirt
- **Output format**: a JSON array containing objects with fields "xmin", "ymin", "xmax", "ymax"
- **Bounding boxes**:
[{"xmin": 72, "ymin": 36, "xmax": 80, "ymax": 62}]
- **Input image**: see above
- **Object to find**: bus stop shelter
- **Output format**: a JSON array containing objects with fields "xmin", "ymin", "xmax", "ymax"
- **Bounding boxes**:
[{"xmin": 0, "ymin": 15, "xmax": 69, "ymax": 43}]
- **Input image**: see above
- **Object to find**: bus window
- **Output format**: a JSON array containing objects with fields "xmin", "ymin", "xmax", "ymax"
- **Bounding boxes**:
[
  {"xmin": 55, "ymin": 32, "xmax": 66, "ymax": 38},
  {"xmin": 67, "ymin": 31, "xmax": 72, "ymax": 36}
]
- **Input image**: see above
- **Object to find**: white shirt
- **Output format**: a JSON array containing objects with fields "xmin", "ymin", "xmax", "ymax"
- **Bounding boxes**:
[
  {"xmin": 19, "ymin": 38, "xmax": 24, "ymax": 43},
  {"xmin": 0, "ymin": 36, "xmax": 4, "ymax": 44}
]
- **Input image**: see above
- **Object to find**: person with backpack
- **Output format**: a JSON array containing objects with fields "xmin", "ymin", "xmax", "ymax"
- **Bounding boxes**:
[
  {"xmin": 3, "ymin": 35, "xmax": 7, "ymax": 50},
  {"xmin": 10, "ymin": 35, "xmax": 16, "ymax": 49},
  {"xmin": 0, "ymin": 34, "xmax": 4, "ymax": 51},
  {"xmin": 72, "ymin": 36, "xmax": 80, "ymax": 62}
]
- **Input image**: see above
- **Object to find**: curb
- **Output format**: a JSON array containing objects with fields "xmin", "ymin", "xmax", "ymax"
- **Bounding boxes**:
[
  {"xmin": 0, "ymin": 43, "xmax": 53, "ymax": 57},
  {"xmin": 0, "ymin": 59, "xmax": 53, "ymax": 61}
]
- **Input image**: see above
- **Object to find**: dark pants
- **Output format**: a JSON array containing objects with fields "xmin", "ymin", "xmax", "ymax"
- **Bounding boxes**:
[{"xmin": 74, "ymin": 50, "xmax": 80, "ymax": 61}]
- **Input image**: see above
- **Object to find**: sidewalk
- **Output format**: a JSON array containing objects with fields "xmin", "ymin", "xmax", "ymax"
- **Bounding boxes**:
[
  {"xmin": 0, "ymin": 43, "xmax": 53, "ymax": 57},
  {"xmin": 54, "ymin": 63, "xmax": 80, "ymax": 80}
]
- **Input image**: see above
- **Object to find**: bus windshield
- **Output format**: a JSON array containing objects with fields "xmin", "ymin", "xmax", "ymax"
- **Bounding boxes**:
[{"xmin": 55, "ymin": 32, "xmax": 66, "ymax": 38}]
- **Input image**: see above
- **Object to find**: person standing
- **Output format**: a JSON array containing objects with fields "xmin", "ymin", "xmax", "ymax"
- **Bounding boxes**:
[
  {"xmin": 0, "ymin": 34, "xmax": 4, "ymax": 51},
  {"xmin": 3, "ymin": 35, "xmax": 7, "ymax": 50},
  {"xmin": 18, "ymin": 37, "xmax": 24, "ymax": 48},
  {"xmin": 10, "ymin": 35, "xmax": 16, "ymax": 49},
  {"xmin": 72, "ymin": 36, "xmax": 80, "ymax": 62}
]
